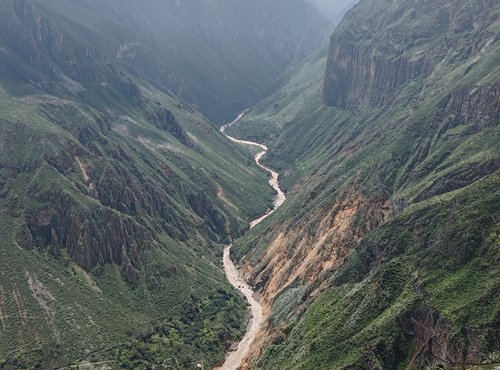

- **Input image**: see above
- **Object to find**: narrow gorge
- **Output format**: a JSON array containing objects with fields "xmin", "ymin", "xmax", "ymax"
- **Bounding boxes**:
[
  {"xmin": 0, "ymin": 0, "xmax": 498, "ymax": 368},
  {"xmin": 218, "ymin": 113, "xmax": 287, "ymax": 370}
]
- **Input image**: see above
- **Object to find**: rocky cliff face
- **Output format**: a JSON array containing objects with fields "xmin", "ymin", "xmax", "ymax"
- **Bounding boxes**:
[
  {"xmin": 0, "ymin": 0, "xmax": 116, "ymax": 86},
  {"xmin": 22, "ymin": 192, "xmax": 147, "ymax": 283},
  {"xmin": 147, "ymin": 107, "xmax": 190, "ymax": 146},
  {"xmin": 324, "ymin": 46, "xmax": 432, "ymax": 108},
  {"xmin": 323, "ymin": 0, "xmax": 498, "ymax": 109},
  {"xmin": 11, "ymin": 101, "xmax": 234, "ymax": 281},
  {"xmin": 436, "ymin": 84, "xmax": 500, "ymax": 131},
  {"xmin": 401, "ymin": 307, "xmax": 497, "ymax": 369}
]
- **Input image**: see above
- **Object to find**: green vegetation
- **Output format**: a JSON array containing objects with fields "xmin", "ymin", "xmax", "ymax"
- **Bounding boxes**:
[
  {"xmin": 230, "ymin": 0, "xmax": 500, "ymax": 368},
  {"xmin": 257, "ymin": 173, "xmax": 499, "ymax": 369},
  {"xmin": 0, "ymin": 226, "xmax": 248, "ymax": 369},
  {"xmin": 115, "ymin": 290, "xmax": 247, "ymax": 369},
  {"xmin": 0, "ymin": 0, "xmax": 283, "ymax": 368},
  {"xmin": 1, "ymin": 0, "xmax": 498, "ymax": 368}
]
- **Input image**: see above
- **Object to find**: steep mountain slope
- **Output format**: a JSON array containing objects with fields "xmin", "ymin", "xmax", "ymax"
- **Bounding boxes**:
[
  {"xmin": 0, "ymin": 0, "xmax": 277, "ymax": 368},
  {"xmin": 31, "ymin": 0, "xmax": 332, "ymax": 124},
  {"xmin": 228, "ymin": 0, "xmax": 500, "ymax": 368}
]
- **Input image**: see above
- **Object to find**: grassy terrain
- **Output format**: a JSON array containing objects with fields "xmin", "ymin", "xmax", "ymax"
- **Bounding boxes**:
[
  {"xmin": 0, "ymin": 1, "xmax": 278, "ymax": 368},
  {"xmin": 0, "ymin": 83, "xmax": 272, "ymax": 368},
  {"xmin": 0, "ymin": 214, "xmax": 249, "ymax": 369},
  {"xmin": 230, "ymin": 0, "xmax": 500, "ymax": 368},
  {"xmin": 258, "ymin": 173, "xmax": 500, "ymax": 369}
]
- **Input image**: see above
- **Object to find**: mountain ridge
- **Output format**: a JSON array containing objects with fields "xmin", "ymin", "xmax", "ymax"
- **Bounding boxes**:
[{"xmin": 32, "ymin": 0, "xmax": 333, "ymax": 124}]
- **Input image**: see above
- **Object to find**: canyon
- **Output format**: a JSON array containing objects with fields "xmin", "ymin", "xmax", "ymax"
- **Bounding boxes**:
[
  {"xmin": 219, "ymin": 112, "xmax": 287, "ymax": 370},
  {"xmin": 0, "ymin": 0, "xmax": 498, "ymax": 369}
]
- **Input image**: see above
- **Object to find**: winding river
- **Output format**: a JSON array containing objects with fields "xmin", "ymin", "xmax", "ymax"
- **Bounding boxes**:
[{"xmin": 217, "ymin": 113, "xmax": 286, "ymax": 370}]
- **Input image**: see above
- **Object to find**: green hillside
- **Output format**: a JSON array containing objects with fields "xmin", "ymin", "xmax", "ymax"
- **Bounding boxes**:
[
  {"xmin": 1, "ymin": 0, "xmax": 498, "ymax": 368},
  {"xmin": 0, "ymin": 0, "xmax": 276, "ymax": 368},
  {"xmin": 229, "ymin": 0, "xmax": 500, "ymax": 368}
]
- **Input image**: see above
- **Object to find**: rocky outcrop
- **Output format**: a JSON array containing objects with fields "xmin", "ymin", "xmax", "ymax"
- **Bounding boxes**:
[
  {"xmin": 147, "ymin": 107, "xmax": 191, "ymax": 146},
  {"xmin": 407, "ymin": 83, "xmax": 500, "ymax": 201},
  {"xmin": 414, "ymin": 158, "xmax": 500, "ymax": 202},
  {"xmin": 187, "ymin": 192, "xmax": 228, "ymax": 241},
  {"xmin": 243, "ymin": 183, "xmax": 391, "ymax": 305},
  {"xmin": 15, "ymin": 131, "xmax": 230, "ymax": 279},
  {"xmin": 322, "ymin": 0, "xmax": 440, "ymax": 109},
  {"xmin": 8, "ymin": 96, "xmax": 231, "ymax": 283},
  {"xmin": 92, "ymin": 158, "xmax": 194, "ymax": 242},
  {"xmin": 323, "ymin": 0, "xmax": 498, "ymax": 109},
  {"xmin": 435, "ymin": 83, "xmax": 500, "ymax": 132},
  {"xmin": 401, "ymin": 307, "xmax": 497, "ymax": 369},
  {"xmin": 23, "ymin": 190, "xmax": 150, "ymax": 277},
  {"xmin": 324, "ymin": 43, "xmax": 432, "ymax": 108}
]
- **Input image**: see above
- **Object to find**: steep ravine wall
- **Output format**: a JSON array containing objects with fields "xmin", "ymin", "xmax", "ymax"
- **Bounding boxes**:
[
  {"xmin": 9, "ymin": 99, "xmax": 236, "ymax": 285},
  {"xmin": 241, "ymin": 184, "xmax": 391, "ymax": 306},
  {"xmin": 323, "ymin": 42, "xmax": 432, "ymax": 108},
  {"xmin": 236, "ymin": 184, "xmax": 392, "ymax": 368},
  {"xmin": 322, "ymin": 0, "xmax": 498, "ymax": 110}
]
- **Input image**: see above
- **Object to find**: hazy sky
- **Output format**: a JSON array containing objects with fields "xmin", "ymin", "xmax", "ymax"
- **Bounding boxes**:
[{"xmin": 306, "ymin": 0, "xmax": 358, "ymax": 23}]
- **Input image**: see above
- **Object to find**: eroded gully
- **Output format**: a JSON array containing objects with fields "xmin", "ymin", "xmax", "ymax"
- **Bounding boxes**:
[{"xmin": 216, "ymin": 112, "xmax": 286, "ymax": 370}]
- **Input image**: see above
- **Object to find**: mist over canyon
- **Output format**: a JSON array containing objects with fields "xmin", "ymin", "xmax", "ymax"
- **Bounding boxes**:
[{"xmin": 0, "ymin": 1, "xmax": 498, "ymax": 369}]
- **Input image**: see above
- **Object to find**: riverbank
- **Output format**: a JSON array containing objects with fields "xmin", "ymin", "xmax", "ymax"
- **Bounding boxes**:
[{"xmin": 217, "ymin": 112, "xmax": 286, "ymax": 370}]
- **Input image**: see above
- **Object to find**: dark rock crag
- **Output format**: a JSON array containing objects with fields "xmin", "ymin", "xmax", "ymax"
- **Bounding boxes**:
[{"xmin": 147, "ymin": 107, "xmax": 191, "ymax": 146}]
